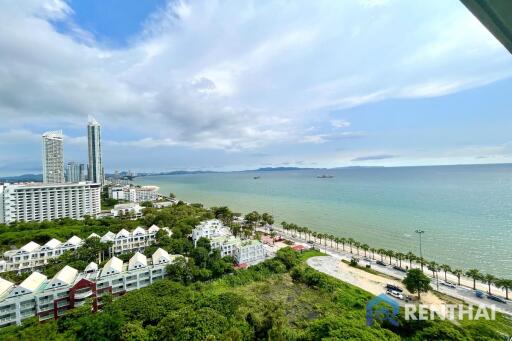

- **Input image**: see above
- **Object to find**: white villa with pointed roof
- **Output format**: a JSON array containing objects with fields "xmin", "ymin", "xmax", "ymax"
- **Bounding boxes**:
[
  {"xmin": 0, "ymin": 249, "xmax": 180, "ymax": 327},
  {"xmin": 0, "ymin": 226, "xmax": 171, "ymax": 273}
]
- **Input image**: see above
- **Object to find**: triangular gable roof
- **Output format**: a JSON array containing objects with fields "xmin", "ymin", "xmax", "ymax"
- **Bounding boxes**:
[
  {"xmin": 49, "ymin": 265, "xmax": 78, "ymax": 287},
  {"xmin": 128, "ymin": 252, "xmax": 147, "ymax": 270},
  {"xmin": 18, "ymin": 272, "xmax": 47, "ymax": 293},
  {"xmin": 64, "ymin": 236, "xmax": 82, "ymax": 246},
  {"xmin": 100, "ymin": 231, "xmax": 115, "ymax": 242},
  {"xmin": 20, "ymin": 241, "xmax": 40, "ymax": 253},
  {"xmin": 152, "ymin": 248, "xmax": 170, "ymax": 265},
  {"xmin": 116, "ymin": 229, "xmax": 130, "ymax": 238},
  {"xmin": 132, "ymin": 227, "xmax": 146, "ymax": 236},
  {"xmin": 87, "ymin": 233, "xmax": 100, "ymax": 239},
  {"xmin": 84, "ymin": 262, "xmax": 98, "ymax": 272},
  {"xmin": 100, "ymin": 257, "xmax": 123, "ymax": 277},
  {"xmin": 148, "ymin": 224, "xmax": 160, "ymax": 233},
  {"xmin": 42, "ymin": 238, "xmax": 62, "ymax": 249},
  {"xmin": 0, "ymin": 277, "xmax": 14, "ymax": 296}
]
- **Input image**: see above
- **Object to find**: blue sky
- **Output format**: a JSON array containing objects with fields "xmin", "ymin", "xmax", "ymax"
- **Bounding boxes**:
[{"xmin": 0, "ymin": 0, "xmax": 511, "ymax": 175}]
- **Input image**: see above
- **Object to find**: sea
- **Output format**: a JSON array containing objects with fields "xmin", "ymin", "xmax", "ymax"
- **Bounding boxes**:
[{"xmin": 135, "ymin": 164, "xmax": 512, "ymax": 277}]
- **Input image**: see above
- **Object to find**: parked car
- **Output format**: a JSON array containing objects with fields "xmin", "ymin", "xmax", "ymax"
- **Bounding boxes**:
[
  {"xmin": 440, "ymin": 281, "xmax": 456, "ymax": 289},
  {"xmin": 363, "ymin": 257, "xmax": 372, "ymax": 262},
  {"xmin": 475, "ymin": 290, "xmax": 485, "ymax": 298},
  {"xmin": 487, "ymin": 294, "xmax": 507, "ymax": 304},
  {"xmin": 386, "ymin": 289, "xmax": 404, "ymax": 300},
  {"xmin": 393, "ymin": 265, "xmax": 406, "ymax": 272},
  {"xmin": 307, "ymin": 240, "xmax": 314, "ymax": 245},
  {"xmin": 386, "ymin": 284, "xmax": 403, "ymax": 292},
  {"xmin": 376, "ymin": 260, "xmax": 387, "ymax": 266}
]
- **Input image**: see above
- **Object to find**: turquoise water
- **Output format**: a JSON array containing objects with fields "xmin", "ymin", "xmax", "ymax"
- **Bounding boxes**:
[{"xmin": 135, "ymin": 164, "xmax": 512, "ymax": 277}]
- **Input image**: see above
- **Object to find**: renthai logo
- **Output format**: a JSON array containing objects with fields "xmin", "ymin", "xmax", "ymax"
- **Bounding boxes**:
[{"xmin": 366, "ymin": 294, "xmax": 399, "ymax": 327}]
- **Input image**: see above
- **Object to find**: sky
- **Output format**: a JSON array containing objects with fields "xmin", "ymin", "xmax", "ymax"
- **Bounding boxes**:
[{"xmin": 1, "ymin": 0, "xmax": 512, "ymax": 175}]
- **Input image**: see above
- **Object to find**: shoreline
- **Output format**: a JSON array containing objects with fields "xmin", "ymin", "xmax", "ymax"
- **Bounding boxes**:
[{"xmin": 134, "ymin": 168, "xmax": 512, "ymax": 277}]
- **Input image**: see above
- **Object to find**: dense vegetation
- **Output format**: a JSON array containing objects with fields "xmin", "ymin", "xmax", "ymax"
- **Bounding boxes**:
[
  {"xmin": 1, "ymin": 248, "xmax": 509, "ymax": 340},
  {"xmin": 0, "ymin": 203, "xmax": 511, "ymax": 339}
]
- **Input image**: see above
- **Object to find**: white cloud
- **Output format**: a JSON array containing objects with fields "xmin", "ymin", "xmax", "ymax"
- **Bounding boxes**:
[
  {"xmin": 330, "ymin": 120, "xmax": 351, "ymax": 129},
  {"xmin": 0, "ymin": 0, "xmax": 511, "ymax": 173}
]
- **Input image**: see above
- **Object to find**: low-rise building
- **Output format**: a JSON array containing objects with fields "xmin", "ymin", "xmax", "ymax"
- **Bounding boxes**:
[
  {"xmin": 191, "ymin": 219, "xmax": 230, "ymax": 246},
  {"xmin": 192, "ymin": 219, "xmax": 266, "ymax": 264},
  {"xmin": 0, "ymin": 225, "xmax": 171, "ymax": 273},
  {"xmin": 234, "ymin": 240, "xmax": 266, "ymax": 264},
  {"xmin": 110, "ymin": 203, "xmax": 143, "ymax": 219},
  {"xmin": 0, "ymin": 249, "xmax": 178, "ymax": 327},
  {"xmin": 108, "ymin": 185, "xmax": 159, "ymax": 203}
]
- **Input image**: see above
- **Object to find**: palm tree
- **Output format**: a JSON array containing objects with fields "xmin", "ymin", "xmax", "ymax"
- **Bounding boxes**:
[
  {"xmin": 406, "ymin": 252, "xmax": 416, "ymax": 269},
  {"xmin": 496, "ymin": 279, "xmax": 512, "ymax": 300},
  {"xmin": 395, "ymin": 252, "xmax": 404, "ymax": 268},
  {"xmin": 418, "ymin": 257, "xmax": 426, "ymax": 272},
  {"xmin": 428, "ymin": 261, "xmax": 438, "ymax": 278},
  {"xmin": 348, "ymin": 238, "xmax": 355, "ymax": 254},
  {"xmin": 451, "ymin": 269, "xmax": 463, "ymax": 286},
  {"xmin": 329, "ymin": 234, "xmax": 335, "ymax": 248},
  {"xmin": 465, "ymin": 269, "xmax": 483, "ymax": 290},
  {"xmin": 361, "ymin": 244, "xmax": 370, "ymax": 258},
  {"xmin": 340, "ymin": 238, "xmax": 347, "ymax": 251},
  {"xmin": 483, "ymin": 274, "xmax": 496, "ymax": 294},
  {"xmin": 377, "ymin": 248, "xmax": 386, "ymax": 262},
  {"xmin": 440, "ymin": 264, "xmax": 451, "ymax": 282},
  {"xmin": 386, "ymin": 250, "xmax": 394, "ymax": 265},
  {"xmin": 354, "ymin": 241, "xmax": 361, "ymax": 255},
  {"xmin": 370, "ymin": 248, "xmax": 377, "ymax": 259}
]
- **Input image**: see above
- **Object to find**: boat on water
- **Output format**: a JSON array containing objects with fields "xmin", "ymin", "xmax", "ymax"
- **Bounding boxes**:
[
  {"xmin": 253, "ymin": 176, "xmax": 261, "ymax": 179},
  {"xmin": 316, "ymin": 175, "xmax": 333, "ymax": 179}
]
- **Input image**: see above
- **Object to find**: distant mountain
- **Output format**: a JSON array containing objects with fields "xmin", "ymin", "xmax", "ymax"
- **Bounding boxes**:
[
  {"xmin": 251, "ymin": 167, "xmax": 321, "ymax": 172},
  {"xmin": 136, "ymin": 170, "xmax": 218, "ymax": 177},
  {"xmin": 0, "ymin": 174, "xmax": 43, "ymax": 182}
]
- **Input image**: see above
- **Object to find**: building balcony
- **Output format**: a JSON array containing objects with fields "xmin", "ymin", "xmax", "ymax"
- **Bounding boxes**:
[{"xmin": 74, "ymin": 290, "xmax": 93, "ymax": 300}]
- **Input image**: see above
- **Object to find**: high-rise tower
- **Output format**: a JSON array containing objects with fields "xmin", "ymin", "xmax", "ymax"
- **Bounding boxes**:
[
  {"xmin": 42, "ymin": 130, "xmax": 64, "ymax": 183},
  {"xmin": 87, "ymin": 117, "xmax": 104, "ymax": 184}
]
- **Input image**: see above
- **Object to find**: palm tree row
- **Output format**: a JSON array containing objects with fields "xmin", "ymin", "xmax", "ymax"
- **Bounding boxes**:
[{"xmin": 279, "ymin": 221, "xmax": 512, "ymax": 300}]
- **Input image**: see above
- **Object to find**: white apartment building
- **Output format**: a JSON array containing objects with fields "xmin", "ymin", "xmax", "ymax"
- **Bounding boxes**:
[
  {"xmin": 191, "ymin": 219, "xmax": 230, "ymax": 246},
  {"xmin": 0, "ymin": 249, "xmax": 178, "ymax": 327},
  {"xmin": 192, "ymin": 219, "xmax": 266, "ymax": 264},
  {"xmin": 42, "ymin": 130, "xmax": 64, "ymax": 184},
  {"xmin": 109, "ymin": 185, "xmax": 159, "ymax": 203},
  {"xmin": 0, "ymin": 182, "xmax": 101, "ymax": 224},
  {"xmin": 0, "ymin": 225, "xmax": 170, "ymax": 273},
  {"xmin": 110, "ymin": 203, "xmax": 143, "ymax": 219},
  {"xmin": 234, "ymin": 240, "xmax": 266, "ymax": 265}
]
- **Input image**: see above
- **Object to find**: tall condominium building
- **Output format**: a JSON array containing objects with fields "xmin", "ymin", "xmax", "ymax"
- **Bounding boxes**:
[
  {"xmin": 42, "ymin": 131, "xmax": 64, "ymax": 184},
  {"xmin": 0, "ymin": 182, "xmax": 101, "ymax": 224},
  {"xmin": 65, "ymin": 162, "xmax": 86, "ymax": 183},
  {"xmin": 87, "ymin": 117, "xmax": 104, "ymax": 184}
]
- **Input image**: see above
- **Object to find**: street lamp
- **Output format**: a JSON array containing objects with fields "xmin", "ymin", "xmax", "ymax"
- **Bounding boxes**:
[{"xmin": 415, "ymin": 229, "xmax": 425, "ymax": 271}]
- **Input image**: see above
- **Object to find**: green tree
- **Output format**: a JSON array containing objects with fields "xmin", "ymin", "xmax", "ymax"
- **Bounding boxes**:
[
  {"xmin": 403, "ymin": 268, "xmax": 431, "ymax": 300},
  {"xmin": 465, "ymin": 269, "xmax": 483, "ymax": 290},
  {"xmin": 495, "ymin": 279, "xmax": 512, "ymax": 300},
  {"xmin": 439, "ymin": 264, "xmax": 451, "ymax": 282},
  {"xmin": 483, "ymin": 273, "xmax": 496, "ymax": 294},
  {"xmin": 166, "ymin": 256, "xmax": 195, "ymax": 284},
  {"xmin": 451, "ymin": 269, "xmax": 463, "ymax": 286}
]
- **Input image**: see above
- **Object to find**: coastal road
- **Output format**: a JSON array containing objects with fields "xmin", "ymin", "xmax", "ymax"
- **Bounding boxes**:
[{"xmin": 262, "ymin": 226, "xmax": 512, "ymax": 315}]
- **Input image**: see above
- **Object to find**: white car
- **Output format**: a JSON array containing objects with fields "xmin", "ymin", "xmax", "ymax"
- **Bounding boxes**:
[
  {"xmin": 440, "ymin": 281, "xmax": 457, "ymax": 289},
  {"xmin": 386, "ymin": 289, "xmax": 404, "ymax": 300}
]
